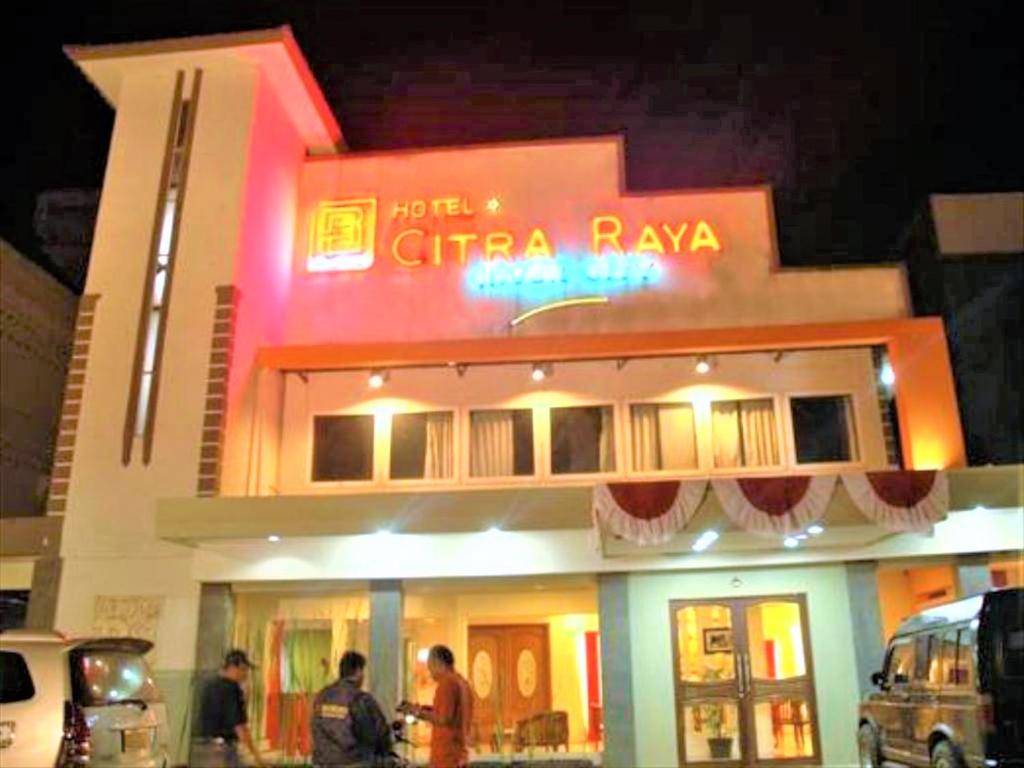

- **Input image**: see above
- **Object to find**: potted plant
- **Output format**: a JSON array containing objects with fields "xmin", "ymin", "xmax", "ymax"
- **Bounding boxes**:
[{"xmin": 698, "ymin": 702, "xmax": 734, "ymax": 759}]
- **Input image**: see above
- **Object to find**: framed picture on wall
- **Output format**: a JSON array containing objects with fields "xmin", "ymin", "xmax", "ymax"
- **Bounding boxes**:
[{"xmin": 703, "ymin": 627, "xmax": 733, "ymax": 654}]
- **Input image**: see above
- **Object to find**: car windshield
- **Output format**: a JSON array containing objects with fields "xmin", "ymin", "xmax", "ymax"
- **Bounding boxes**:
[{"xmin": 72, "ymin": 650, "xmax": 162, "ymax": 706}]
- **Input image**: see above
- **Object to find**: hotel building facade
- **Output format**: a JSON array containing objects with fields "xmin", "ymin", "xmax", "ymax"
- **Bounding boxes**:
[{"xmin": 45, "ymin": 27, "xmax": 1023, "ymax": 766}]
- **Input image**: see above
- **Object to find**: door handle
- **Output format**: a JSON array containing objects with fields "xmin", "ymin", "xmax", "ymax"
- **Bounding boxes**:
[{"xmin": 736, "ymin": 653, "xmax": 749, "ymax": 697}]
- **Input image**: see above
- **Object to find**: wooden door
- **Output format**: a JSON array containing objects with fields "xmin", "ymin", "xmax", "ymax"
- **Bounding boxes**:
[
  {"xmin": 468, "ymin": 624, "xmax": 551, "ymax": 747},
  {"xmin": 670, "ymin": 596, "xmax": 822, "ymax": 767}
]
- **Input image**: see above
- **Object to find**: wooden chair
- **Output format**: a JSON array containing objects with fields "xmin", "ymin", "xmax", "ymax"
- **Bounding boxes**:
[{"xmin": 513, "ymin": 710, "xmax": 570, "ymax": 752}]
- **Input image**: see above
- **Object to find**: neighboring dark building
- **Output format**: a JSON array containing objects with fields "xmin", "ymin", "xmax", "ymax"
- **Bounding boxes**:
[
  {"xmin": 903, "ymin": 193, "xmax": 1024, "ymax": 465},
  {"xmin": 34, "ymin": 188, "xmax": 99, "ymax": 292}
]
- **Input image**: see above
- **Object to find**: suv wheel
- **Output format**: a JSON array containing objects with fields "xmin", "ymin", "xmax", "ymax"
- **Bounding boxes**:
[
  {"xmin": 858, "ymin": 723, "xmax": 881, "ymax": 768},
  {"xmin": 931, "ymin": 740, "xmax": 964, "ymax": 768}
]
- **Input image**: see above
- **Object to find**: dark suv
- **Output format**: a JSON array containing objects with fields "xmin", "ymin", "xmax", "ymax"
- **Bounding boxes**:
[{"xmin": 858, "ymin": 587, "xmax": 1023, "ymax": 768}]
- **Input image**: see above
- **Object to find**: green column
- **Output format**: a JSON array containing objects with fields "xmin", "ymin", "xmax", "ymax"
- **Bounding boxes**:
[
  {"xmin": 369, "ymin": 579, "xmax": 403, "ymax": 718},
  {"xmin": 955, "ymin": 554, "xmax": 993, "ymax": 597},
  {"xmin": 598, "ymin": 572, "xmax": 637, "ymax": 768},
  {"xmin": 845, "ymin": 561, "xmax": 886, "ymax": 697}
]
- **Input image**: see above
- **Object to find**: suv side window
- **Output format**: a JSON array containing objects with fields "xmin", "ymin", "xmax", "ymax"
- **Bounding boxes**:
[
  {"xmin": 0, "ymin": 651, "xmax": 35, "ymax": 703},
  {"xmin": 888, "ymin": 637, "xmax": 914, "ymax": 685},
  {"xmin": 956, "ymin": 627, "xmax": 977, "ymax": 688},
  {"xmin": 914, "ymin": 633, "xmax": 941, "ymax": 685},
  {"xmin": 940, "ymin": 628, "xmax": 961, "ymax": 686}
]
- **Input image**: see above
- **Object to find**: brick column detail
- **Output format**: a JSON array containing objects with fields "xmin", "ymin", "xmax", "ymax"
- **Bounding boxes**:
[
  {"xmin": 47, "ymin": 294, "xmax": 99, "ymax": 515},
  {"xmin": 196, "ymin": 285, "xmax": 238, "ymax": 497}
]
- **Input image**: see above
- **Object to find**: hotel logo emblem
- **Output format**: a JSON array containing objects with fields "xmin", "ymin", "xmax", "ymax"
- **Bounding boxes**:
[{"xmin": 308, "ymin": 198, "xmax": 377, "ymax": 272}]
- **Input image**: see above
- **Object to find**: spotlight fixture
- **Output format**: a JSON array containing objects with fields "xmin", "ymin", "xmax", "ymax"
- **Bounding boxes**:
[
  {"xmin": 267, "ymin": 534, "xmax": 281, "ymax": 543},
  {"xmin": 879, "ymin": 361, "xmax": 895, "ymax": 387},
  {"xmin": 807, "ymin": 524, "xmax": 824, "ymax": 536},
  {"xmin": 783, "ymin": 536, "xmax": 800, "ymax": 549},
  {"xmin": 531, "ymin": 363, "xmax": 551, "ymax": 382},
  {"xmin": 691, "ymin": 529, "xmax": 719, "ymax": 552},
  {"xmin": 616, "ymin": 358, "xmax": 629, "ymax": 371},
  {"xmin": 368, "ymin": 369, "xmax": 389, "ymax": 389},
  {"xmin": 456, "ymin": 363, "xmax": 468, "ymax": 378},
  {"xmin": 695, "ymin": 356, "xmax": 712, "ymax": 375}
]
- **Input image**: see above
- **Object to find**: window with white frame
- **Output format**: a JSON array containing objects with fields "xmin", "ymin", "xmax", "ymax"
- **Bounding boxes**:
[
  {"xmin": 390, "ymin": 411, "xmax": 454, "ymax": 480},
  {"xmin": 312, "ymin": 415, "xmax": 374, "ymax": 481},
  {"xmin": 790, "ymin": 395, "xmax": 858, "ymax": 464},
  {"xmin": 630, "ymin": 402, "xmax": 698, "ymax": 472},
  {"xmin": 469, "ymin": 409, "xmax": 535, "ymax": 478},
  {"xmin": 550, "ymin": 405, "xmax": 616, "ymax": 475},
  {"xmin": 711, "ymin": 398, "xmax": 780, "ymax": 468}
]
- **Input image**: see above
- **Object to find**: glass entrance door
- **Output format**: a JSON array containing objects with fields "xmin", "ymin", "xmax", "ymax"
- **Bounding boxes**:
[{"xmin": 671, "ymin": 596, "xmax": 821, "ymax": 767}]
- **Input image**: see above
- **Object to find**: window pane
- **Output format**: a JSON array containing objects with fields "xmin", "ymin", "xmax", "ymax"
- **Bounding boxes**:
[
  {"xmin": 913, "ymin": 634, "xmax": 941, "ymax": 683},
  {"xmin": 390, "ymin": 412, "xmax": 453, "ymax": 480},
  {"xmin": 712, "ymin": 399, "xmax": 779, "ymax": 468},
  {"xmin": 551, "ymin": 405, "xmax": 615, "ymax": 475},
  {"xmin": 888, "ymin": 639, "xmax": 914, "ymax": 684},
  {"xmin": 791, "ymin": 395, "xmax": 857, "ymax": 463},
  {"xmin": 71, "ymin": 650, "xmax": 162, "ymax": 706},
  {"xmin": 957, "ymin": 628, "xmax": 977, "ymax": 686},
  {"xmin": 469, "ymin": 409, "xmax": 534, "ymax": 477},
  {"xmin": 940, "ymin": 630, "xmax": 960, "ymax": 686},
  {"xmin": 745, "ymin": 601, "xmax": 807, "ymax": 680},
  {"xmin": 312, "ymin": 415, "xmax": 374, "ymax": 481},
  {"xmin": 683, "ymin": 701, "xmax": 741, "ymax": 762},
  {"xmin": 631, "ymin": 403, "xmax": 697, "ymax": 471},
  {"xmin": 0, "ymin": 651, "xmax": 35, "ymax": 704},
  {"xmin": 675, "ymin": 604, "xmax": 736, "ymax": 683},
  {"xmin": 753, "ymin": 697, "xmax": 815, "ymax": 759}
]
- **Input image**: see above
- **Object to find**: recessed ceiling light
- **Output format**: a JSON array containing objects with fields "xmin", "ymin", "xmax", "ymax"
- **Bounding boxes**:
[
  {"xmin": 691, "ymin": 529, "xmax": 719, "ymax": 552},
  {"xmin": 368, "ymin": 369, "xmax": 388, "ymax": 389},
  {"xmin": 783, "ymin": 536, "xmax": 800, "ymax": 548},
  {"xmin": 807, "ymin": 524, "xmax": 824, "ymax": 536},
  {"xmin": 695, "ymin": 356, "xmax": 712, "ymax": 375},
  {"xmin": 267, "ymin": 534, "xmax": 281, "ymax": 543}
]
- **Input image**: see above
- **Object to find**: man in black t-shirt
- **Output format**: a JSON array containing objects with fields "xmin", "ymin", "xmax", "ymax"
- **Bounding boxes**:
[{"xmin": 193, "ymin": 649, "xmax": 266, "ymax": 767}]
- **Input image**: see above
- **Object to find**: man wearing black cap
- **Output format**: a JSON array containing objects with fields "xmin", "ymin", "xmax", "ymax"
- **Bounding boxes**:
[{"xmin": 193, "ymin": 649, "xmax": 266, "ymax": 767}]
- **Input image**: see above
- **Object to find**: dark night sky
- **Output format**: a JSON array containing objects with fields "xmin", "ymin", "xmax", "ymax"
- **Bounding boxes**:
[{"xmin": 3, "ymin": 0, "xmax": 1022, "ymax": 279}]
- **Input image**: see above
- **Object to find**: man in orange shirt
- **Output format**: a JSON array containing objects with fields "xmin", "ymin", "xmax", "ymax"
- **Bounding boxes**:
[{"xmin": 402, "ymin": 645, "xmax": 474, "ymax": 768}]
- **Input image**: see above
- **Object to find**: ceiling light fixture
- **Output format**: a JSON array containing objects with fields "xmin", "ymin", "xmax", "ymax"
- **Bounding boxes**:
[
  {"xmin": 267, "ymin": 534, "xmax": 281, "ymax": 543},
  {"xmin": 807, "ymin": 524, "xmax": 824, "ymax": 536},
  {"xmin": 368, "ymin": 369, "xmax": 389, "ymax": 389},
  {"xmin": 691, "ymin": 529, "xmax": 719, "ymax": 552},
  {"xmin": 695, "ymin": 356, "xmax": 712, "ymax": 375},
  {"xmin": 783, "ymin": 536, "xmax": 800, "ymax": 549},
  {"xmin": 879, "ymin": 361, "xmax": 895, "ymax": 387},
  {"xmin": 531, "ymin": 363, "xmax": 551, "ymax": 382}
]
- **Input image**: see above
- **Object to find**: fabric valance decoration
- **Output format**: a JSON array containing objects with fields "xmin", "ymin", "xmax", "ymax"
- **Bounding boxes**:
[
  {"xmin": 711, "ymin": 475, "xmax": 837, "ymax": 536},
  {"xmin": 842, "ymin": 470, "xmax": 949, "ymax": 532},
  {"xmin": 592, "ymin": 479, "xmax": 708, "ymax": 545}
]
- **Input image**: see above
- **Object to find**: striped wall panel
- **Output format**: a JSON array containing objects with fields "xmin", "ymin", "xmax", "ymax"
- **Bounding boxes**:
[
  {"xmin": 196, "ymin": 285, "xmax": 238, "ymax": 497},
  {"xmin": 46, "ymin": 294, "xmax": 99, "ymax": 515}
]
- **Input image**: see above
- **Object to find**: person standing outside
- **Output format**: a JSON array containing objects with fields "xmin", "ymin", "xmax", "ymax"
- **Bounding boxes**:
[
  {"xmin": 311, "ymin": 650, "xmax": 395, "ymax": 767},
  {"xmin": 194, "ymin": 649, "xmax": 266, "ymax": 767},
  {"xmin": 400, "ymin": 645, "xmax": 474, "ymax": 768}
]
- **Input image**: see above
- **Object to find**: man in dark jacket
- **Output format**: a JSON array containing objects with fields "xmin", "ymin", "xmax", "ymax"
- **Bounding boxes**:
[{"xmin": 312, "ymin": 650, "xmax": 395, "ymax": 767}]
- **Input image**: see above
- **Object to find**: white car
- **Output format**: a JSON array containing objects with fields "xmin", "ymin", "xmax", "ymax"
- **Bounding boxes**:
[{"xmin": 0, "ymin": 629, "xmax": 170, "ymax": 767}]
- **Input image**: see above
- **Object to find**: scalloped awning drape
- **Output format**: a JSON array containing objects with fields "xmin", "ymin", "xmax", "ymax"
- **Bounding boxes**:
[
  {"xmin": 841, "ymin": 470, "xmax": 949, "ymax": 532},
  {"xmin": 591, "ymin": 479, "xmax": 708, "ymax": 545}
]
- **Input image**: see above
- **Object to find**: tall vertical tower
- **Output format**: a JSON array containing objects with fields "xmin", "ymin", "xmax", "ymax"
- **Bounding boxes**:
[{"xmin": 56, "ymin": 28, "xmax": 341, "ymax": 755}]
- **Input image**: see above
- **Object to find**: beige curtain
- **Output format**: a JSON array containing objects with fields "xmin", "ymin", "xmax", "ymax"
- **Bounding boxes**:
[
  {"xmin": 659, "ymin": 403, "xmax": 698, "ymax": 470},
  {"xmin": 424, "ymin": 412, "xmax": 453, "ymax": 479},
  {"xmin": 712, "ymin": 402, "xmax": 742, "ymax": 468},
  {"xmin": 739, "ymin": 399, "xmax": 779, "ymax": 466},
  {"xmin": 631, "ymin": 405, "xmax": 662, "ymax": 471},
  {"xmin": 599, "ymin": 406, "xmax": 615, "ymax": 472},
  {"xmin": 470, "ymin": 411, "xmax": 515, "ymax": 477}
]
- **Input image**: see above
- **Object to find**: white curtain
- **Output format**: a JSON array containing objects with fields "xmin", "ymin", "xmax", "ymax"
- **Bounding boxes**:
[
  {"xmin": 712, "ymin": 402, "xmax": 742, "ymax": 468},
  {"xmin": 631, "ymin": 405, "xmax": 662, "ymax": 471},
  {"xmin": 471, "ymin": 411, "xmax": 515, "ymax": 477},
  {"xmin": 599, "ymin": 406, "xmax": 615, "ymax": 472},
  {"xmin": 740, "ymin": 399, "xmax": 779, "ymax": 466},
  {"xmin": 423, "ymin": 412, "xmax": 453, "ymax": 479},
  {"xmin": 659, "ymin": 404, "xmax": 698, "ymax": 470}
]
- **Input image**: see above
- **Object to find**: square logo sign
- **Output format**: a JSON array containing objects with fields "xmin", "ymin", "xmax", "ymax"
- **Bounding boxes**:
[{"xmin": 308, "ymin": 198, "xmax": 377, "ymax": 272}]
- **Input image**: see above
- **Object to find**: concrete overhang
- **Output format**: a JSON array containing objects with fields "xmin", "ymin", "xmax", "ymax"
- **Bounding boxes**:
[
  {"xmin": 64, "ymin": 25, "xmax": 343, "ymax": 153},
  {"xmin": 0, "ymin": 515, "xmax": 64, "ymax": 559},
  {"xmin": 156, "ymin": 465, "xmax": 1023, "ymax": 557}
]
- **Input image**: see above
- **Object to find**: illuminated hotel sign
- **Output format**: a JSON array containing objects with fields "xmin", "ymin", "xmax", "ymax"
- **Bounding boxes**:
[{"xmin": 307, "ymin": 194, "xmax": 721, "ymax": 297}]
